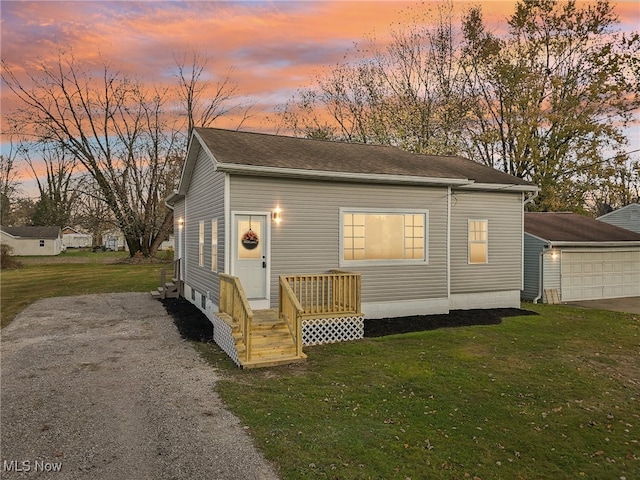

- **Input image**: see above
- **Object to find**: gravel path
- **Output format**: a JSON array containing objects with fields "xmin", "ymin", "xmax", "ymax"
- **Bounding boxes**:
[{"xmin": 1, "ymin": 293, "xmax": 279, "ymax": 480}]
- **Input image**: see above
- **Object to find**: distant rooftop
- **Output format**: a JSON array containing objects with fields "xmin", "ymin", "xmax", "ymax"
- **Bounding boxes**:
[
  {"xmin": 524, "ymin": 212, "xmax": 640, "ymax": 243},
  {"xmin": 1, "ymin": 226, "xmax": 61, "ymax": 239}
]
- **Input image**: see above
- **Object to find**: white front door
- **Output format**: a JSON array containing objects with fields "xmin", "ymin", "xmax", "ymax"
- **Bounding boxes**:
[{"xmin": 232, "ymin": 214, "xmax": 269, "ymax": 308}]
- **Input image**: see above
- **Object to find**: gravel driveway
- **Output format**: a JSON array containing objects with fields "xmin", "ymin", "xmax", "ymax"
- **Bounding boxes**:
[{"xmin": 1, "ymin": 293, "xmax": 279, "ymax": 480}]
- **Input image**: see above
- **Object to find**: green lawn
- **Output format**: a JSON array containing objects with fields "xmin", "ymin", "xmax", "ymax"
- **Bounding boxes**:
[
  {"xmin": 195, "ymin": 304, "xmax": 640, "ymax": 480},
  {"xmin": 2, "ymin": 256, "xmax": 638, "ymax": 479},
  {"xmin": 1, "ymin": 251, "xmax": 170, "ymax": 328}
]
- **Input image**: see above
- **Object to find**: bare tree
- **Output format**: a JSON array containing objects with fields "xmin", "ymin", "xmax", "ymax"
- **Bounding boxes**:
[
  {"xmin": 0, "ymin": 135, "xmax": 23, "ymax": 225},
  {"xmin": 2, "ymin": 49, "xmax": 246, "ymax": 256},
  {"xmin": 174, "ymin": 52, "xmax": 241, "ymax": 140},
  {"xmin": 23, "ymin": 142, "xmax": 78, "ymax": 227},
  {"xmin": 279, "ymin": 2, "xmax": 470, "ymax": 155}
]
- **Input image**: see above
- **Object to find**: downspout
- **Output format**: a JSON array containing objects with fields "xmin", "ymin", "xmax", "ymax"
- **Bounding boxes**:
[
  {"xmin": 533, "ymin": 249, "xmax": 545, "ymax": 304},
  {"xmin": 524, "ymin": 190, "xmax": 541, "ymax": 302},
  {"xmin": 533, "ymin": 244, "xmax": 552, "ymax": 304},
  {"xmin": 447, "ymin": 186, "xmax": 451, "ymax": 302}
]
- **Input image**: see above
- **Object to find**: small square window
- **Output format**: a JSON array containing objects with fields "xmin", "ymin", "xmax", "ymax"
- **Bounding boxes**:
[{"xmin": 39, "ymin": 240, "xmax": 45, "ymax": 247}]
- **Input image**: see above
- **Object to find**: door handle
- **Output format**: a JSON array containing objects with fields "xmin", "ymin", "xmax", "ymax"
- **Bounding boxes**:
[{"xmin": 262, "ymin": 256, "xmax": 266, "ymax": 268}]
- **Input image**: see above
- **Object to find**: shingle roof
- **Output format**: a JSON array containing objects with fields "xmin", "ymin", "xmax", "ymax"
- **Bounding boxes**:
[
  {"xmin": 524, "ymin": 212, "xmax": 640, "ymax": 243},
  {"xmin": 194, "ymin": 128, "xmax": 534, "ymax": 186},
  {"xmin": 1, "ymin": 226, "xmax": 61, "ymax": 239}
]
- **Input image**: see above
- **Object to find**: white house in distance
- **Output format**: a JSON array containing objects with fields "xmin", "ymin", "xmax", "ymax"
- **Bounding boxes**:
[
  {"xmin": 523, "ymin": 212, "xmax": 640, "ymax": 303},
  {"xmin": 62, "ymin": 226, "xmax": 92, "ymax": 248},
  {"xmin": 0, "ymin": 226, "xmax": 65, "ymax": 256},
  {"xmin": 598, "ymin": 203, "xmax": 640, "ymax": 234}
]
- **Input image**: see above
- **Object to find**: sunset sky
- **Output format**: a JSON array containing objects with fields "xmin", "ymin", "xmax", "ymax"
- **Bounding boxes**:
[{"xmin": 1, "ymin": 0, "xmax": 639, "ymax": 193}]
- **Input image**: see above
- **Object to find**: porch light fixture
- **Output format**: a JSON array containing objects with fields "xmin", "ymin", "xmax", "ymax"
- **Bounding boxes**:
[
  {"xmin": 273, "ymin": 207, "xmax": 282, "ymax": 224},
  {"xmin": 178, "ymin": 217, "xmax": 184, "ymax": 228},
  {"xmin": 550, "ymin": 250, "xmax": 559, "ymax": 260}
]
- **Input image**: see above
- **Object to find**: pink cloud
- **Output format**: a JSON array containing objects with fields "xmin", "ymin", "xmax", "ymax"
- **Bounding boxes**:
[{"xmin": 2, "ymin": 1, "xmax": 638, "ymax": 149}]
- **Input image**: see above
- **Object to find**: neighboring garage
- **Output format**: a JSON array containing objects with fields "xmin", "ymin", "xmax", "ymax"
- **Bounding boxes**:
[{"xmin": 523, "ymin": 212, "xmax": 640, "ymax": 303}]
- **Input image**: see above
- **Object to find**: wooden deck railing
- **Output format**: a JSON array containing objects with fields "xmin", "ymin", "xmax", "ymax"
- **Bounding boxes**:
[
  {"xmin": 278, "ymin": 277, "xmax": 305, "ymax": 358},
  {"xmin": 219, "ymin": 273, "xmax": 253, "ymax": 362},
  {"xmin": 284, "ymin": 271, "xmax": 361, "ymax": 318}
]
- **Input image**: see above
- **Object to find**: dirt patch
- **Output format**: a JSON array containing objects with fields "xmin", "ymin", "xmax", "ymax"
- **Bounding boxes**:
[{"xmin": 161, "ymin": 298, "xmax": 537, "ymax": 342}]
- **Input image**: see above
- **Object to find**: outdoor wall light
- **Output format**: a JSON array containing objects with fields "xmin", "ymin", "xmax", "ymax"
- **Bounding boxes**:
[
  {"xmin": 273, "ymin": 207, "xmax": 282, "ymax": 224},
  {"xmin": 550, "ymin": 250, "xmax": 559, "ymax": 260},
  {"xmin": 178, "ymin": 217, "xmax": 184, "ymax": 228}
]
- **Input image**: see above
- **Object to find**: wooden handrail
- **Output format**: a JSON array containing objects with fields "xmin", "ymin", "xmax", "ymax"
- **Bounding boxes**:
[
  {"xmin": 173, "ymin": 258, "xmax": 183, "ymax": 296},
  {"xmin": 284, "ymin": 272, "xmax": 361, "ymax": 316},
  {"xmin": 279, "ymin": 276, "xmax": 304, "ymax": 357},
  {"xmin": 219, "ymin": 273, "xmax": 254, "ymax": 362}
]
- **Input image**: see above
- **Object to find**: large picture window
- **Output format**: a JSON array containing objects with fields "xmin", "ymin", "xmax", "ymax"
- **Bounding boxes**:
[
  {"xmin": 342, "ymin": 210, "xmax": 427, "ymax": 265},
  {"xmin": 468, "ymin": 219, "xmax": 488, "ymax": 264}
]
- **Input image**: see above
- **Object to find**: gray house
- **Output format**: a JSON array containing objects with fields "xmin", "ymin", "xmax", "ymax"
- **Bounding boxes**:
[
  {"xmin": 598, "ymin": 203, "xmax": 640, "ymax": 234},
  {"xmin": 166, "ymin": 128, "xmax": 537, "ymax": 366},
  {"xmin": 169, "ymin": 128, "xmax": 538, "ymax": 314},
  {"xmin": 523, "ymin": 212, "xmax": 640, "ymax": 303}
]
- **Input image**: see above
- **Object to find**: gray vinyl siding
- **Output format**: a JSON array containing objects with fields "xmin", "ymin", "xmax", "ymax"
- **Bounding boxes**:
[
  {"xmin": 450, "ymin": 190, "xmax": 523, "ymax": 294},
  {"xmin": 522, "ymin": 233, "xmax": 546, "ymax": 301},
  {"xmin": 183, "ymin": 147, "xmax": 225, "ymax": 301},
  {"xmin": 598, "ymin": 205, "xmax": 640, "ymax": 234},
  {"xmin": 229, "ymin": 175, "xmax": 449, "ymax": 308}
]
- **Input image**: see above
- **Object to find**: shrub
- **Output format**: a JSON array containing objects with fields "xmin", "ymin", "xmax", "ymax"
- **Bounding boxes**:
[{"xmin": 0, "ymin": 244, "xmax": 22, "ymax": 270}]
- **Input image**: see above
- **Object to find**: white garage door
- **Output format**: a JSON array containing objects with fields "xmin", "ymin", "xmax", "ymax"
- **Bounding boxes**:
[{"xmin": 561, "ymin": 249, "xmax": 640, "ymax": 301}]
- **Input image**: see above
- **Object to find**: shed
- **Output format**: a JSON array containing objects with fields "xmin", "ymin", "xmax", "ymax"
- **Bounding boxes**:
[
  {"xmin": 0, "ymin": 226, "xmax": 64, "ymax": 256},
  {"xmin": 62, "ymin": 226, "xmax": 93, "ymax": 248},
  {"xmin": 523, "ymin": 212, "xmax": 640, "ymax": 303},
  {"xmin": 598, "ymin": 203, "xmax": 640, "ymax": 234}
]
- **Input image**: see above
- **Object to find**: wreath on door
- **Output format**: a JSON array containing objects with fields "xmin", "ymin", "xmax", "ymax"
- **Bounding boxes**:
[{"xmin": 241, "ymin": 229, "xmax": 259, "ymax": 250}]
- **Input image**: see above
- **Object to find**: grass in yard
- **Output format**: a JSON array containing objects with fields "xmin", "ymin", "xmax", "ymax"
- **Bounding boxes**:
[
  {"xmin": 1, "ymin": 252, "xmax": 170, "ymax": 328},
  {"xmin": 196, "ymin": 304, "xmax": 640, "ymax": 480}
]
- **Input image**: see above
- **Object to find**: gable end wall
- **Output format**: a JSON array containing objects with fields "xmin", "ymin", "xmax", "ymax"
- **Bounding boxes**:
[{"xmin": 183, "ymin": 147, "xmax": 225, "ymax": 302}]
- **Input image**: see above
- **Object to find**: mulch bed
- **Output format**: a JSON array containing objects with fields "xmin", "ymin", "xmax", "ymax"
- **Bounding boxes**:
[
  {"xmin": 364, "ymin": 308, "xmax": 538, "ymax": 337},
  {"xmin": 161, "ymin": 297, "xmax": 537, "ymax": 343},
  {"xmin": 161, "ymin": 297, "xmax": 214, "ymax": 343}
]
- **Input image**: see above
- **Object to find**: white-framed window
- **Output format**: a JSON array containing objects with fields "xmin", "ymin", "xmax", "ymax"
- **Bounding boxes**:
[
  {"xmin": 341, "ymin": 209, "xmax": 428, "ymax": 266},
  {"xmin": 198, "ymin": 221, "xmax": 205, "ymax": 267},
  {"xmin": 211, "ymin": 219, "xmax": 218, "ymax": 272},
  {"xmin": 468, "ymin": 219, "xmax": 488, "ymax": 264}
]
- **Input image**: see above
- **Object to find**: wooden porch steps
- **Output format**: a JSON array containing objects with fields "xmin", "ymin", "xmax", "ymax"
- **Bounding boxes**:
[
  {"xmin": 150, "ymin": 277, "xmax": 180, "ymax": 300},
  {"xmin": 222, "ymin": 309, "xmax": 307, "ymax": 369}
]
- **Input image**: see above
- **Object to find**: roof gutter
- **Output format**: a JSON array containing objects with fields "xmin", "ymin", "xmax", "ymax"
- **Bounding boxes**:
[
  {"xmin": 546, "ymin": 241, "xmax": 640, "ymax": 247},
  {"xmin": 458, "ymin": 182, "xmax": 539, "ymax": 192},
  {"xmin": 216, "ymin": 162, "xmax": 473, "ymax": 187}
]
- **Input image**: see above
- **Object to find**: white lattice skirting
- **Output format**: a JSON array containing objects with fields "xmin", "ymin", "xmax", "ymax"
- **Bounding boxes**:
[
  {"xmin": 211, "ymin": 314, "xmax": 240, "ymax": 367},
  {"xmin": 302, "ymin": 316, "xmax": 364, "ymax": 346}
]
